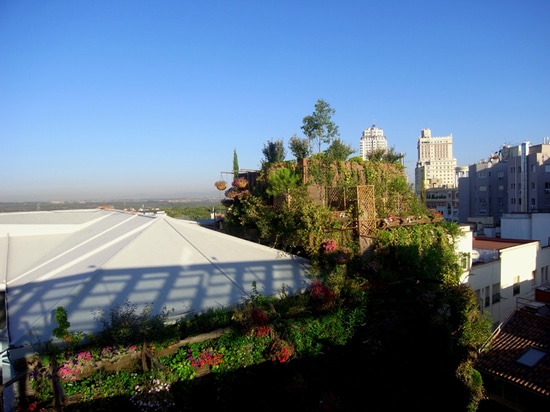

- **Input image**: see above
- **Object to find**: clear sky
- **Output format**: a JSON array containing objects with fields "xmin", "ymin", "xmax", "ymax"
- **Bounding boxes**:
[{"xmin": 1, "ymin": 1, "xmax": 549, "ymax": 202}]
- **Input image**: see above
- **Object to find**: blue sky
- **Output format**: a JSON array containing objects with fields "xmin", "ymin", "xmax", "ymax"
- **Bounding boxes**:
[{"xmin": 1, "ymin": 0, "xmax": 548, "ymax": 201}]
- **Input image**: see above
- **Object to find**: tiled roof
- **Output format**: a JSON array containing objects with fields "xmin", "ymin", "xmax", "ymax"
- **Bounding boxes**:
[{"xmin": 476, "ymin": 307, "xmax": 550, "ymax": 398}]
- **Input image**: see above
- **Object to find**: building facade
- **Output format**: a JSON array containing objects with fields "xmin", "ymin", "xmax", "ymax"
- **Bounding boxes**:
[
  {"xmin": 425, "ymin": 187, "xmax": 459, "ymax": 222},
  {"xmin": 415, "ymin": 128, "xmax": 457, "ymax": 197},
  {"xmin": 458, "ymin": 139, "xmax": 550, "ymax": 228},
  {"xmin": 359, "ymin": 124, "xmax": 388, "ymax": 160}
]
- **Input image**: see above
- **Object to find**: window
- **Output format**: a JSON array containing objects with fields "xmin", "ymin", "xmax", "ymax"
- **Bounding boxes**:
[
  {"xmin": 479, "ymin": 185, "xmax": 487, "ymax": 191},
  {"xmin": 513, "ymin": 276, "xmax": 520, "ymax": 296},
  {"xmin": 517, "ymin": 347, "xmax": 547, "ymax": 367},
  {"xmin": 531, "ymin": 182, "xmax": 536, "ymax": 190},
  {"xmin": 511, "ymin": 167, "xmax": 515, "ymax": 173},
  {"xmin": 498, "ymin": 185, "xmax": 504, "ymax": 191},
  {"xmin": 498, "ymin": 171, "xmax": 504, "ymax": 180},
  {"xmin": 492, "ymin": 283, "xmax": 501, "ymax": 304},
  {"xmin": 531, "ymin": 165, "xmax": 536, "ymax": 173},
  {"xmin": 484, "ymin": 286, "xmax": 490, "ymax": 308}
]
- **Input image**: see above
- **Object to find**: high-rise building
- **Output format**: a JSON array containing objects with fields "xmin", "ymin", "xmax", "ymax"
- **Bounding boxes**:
[
  {"xmin": 415, "ymin": 128, "xmax": 457, "ymax": 197},
  {"xmin": 359, "ymin": 124, "xmax": 388, "ymax": 160},
  {"xmin": 459, "ymin": 139, "xmax": 550, "ymax": 230}
]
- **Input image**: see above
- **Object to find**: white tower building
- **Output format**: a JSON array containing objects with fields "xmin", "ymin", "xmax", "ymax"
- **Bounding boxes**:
[{"xmin": 360, "ymin": 124, "xmax": 388, "ymax": 160}]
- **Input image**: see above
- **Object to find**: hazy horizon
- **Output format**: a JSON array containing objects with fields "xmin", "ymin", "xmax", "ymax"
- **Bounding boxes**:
[{"xmin": 2, "ymin": 1, "xmax": 548, "ymax": 203}]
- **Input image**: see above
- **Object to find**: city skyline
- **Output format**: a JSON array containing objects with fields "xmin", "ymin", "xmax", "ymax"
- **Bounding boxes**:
[{"xmin": 1, "ymin": 1, "xmax": 548, "ymax": 202}]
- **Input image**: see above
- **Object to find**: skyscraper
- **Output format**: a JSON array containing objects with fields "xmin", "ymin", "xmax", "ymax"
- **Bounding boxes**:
[
  {"xmin": 415, "ymin": 128, "xmax": 457, "ymax": 197},
  {"xmin": 359, "ymin": 124, "xmax": 388, "ymax": 160}
]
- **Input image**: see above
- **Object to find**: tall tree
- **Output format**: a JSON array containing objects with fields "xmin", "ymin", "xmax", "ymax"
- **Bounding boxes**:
[
  {"xmin": 262, "ymin": 139, "xmax": 286, "ymax": 163},
  {"xmin": 233, "ymin": 149, "xmax": 239, "ymax": 179},
  {"xmin": 288, "ymin": 134, "xmax": 311, "ymax": 159},
  {"xmin": 301, "ymin": 99, "xmax": 339, "ymax": 153},
  {"xmin": 324, "ymin": 138, "xmax": 355, "ymax": 161}
]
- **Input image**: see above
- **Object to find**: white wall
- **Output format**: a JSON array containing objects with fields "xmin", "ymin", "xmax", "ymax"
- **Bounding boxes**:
[
  {"xmin": 464, "ymin": 241, "xmax": 538, "ymax": 326},
  {"xmin": 501, "ymin": 213, "xmax": 550, "ymax": 247}
]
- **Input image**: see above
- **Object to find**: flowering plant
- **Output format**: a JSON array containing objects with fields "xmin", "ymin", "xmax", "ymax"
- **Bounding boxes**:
[
  {"xmin": 270, "ymin": 339, "xmax": 294, "ymax": 363},
  {"xmin": 57, "ymin": 351, "xmax": 95, "ymax": 381},
  {"xmin": 322, "ymin": 240, "xmax": 337, "ymax": 253},
  {"xmin": 187, "ymin": 347, "xmax": 223, "ymax": 369},
  {"xmin": 225, "ymin": 188, "xmax": 239, "ymax": 199},
  {"xmin": 232, "ymin": 177, "xmax": 248, "ymax": 189}
]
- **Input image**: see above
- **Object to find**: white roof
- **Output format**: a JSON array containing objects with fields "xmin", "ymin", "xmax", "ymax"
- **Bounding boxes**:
[{"xmin": 0, "ymin": 209, "xmax": 311, "ymax": 356}]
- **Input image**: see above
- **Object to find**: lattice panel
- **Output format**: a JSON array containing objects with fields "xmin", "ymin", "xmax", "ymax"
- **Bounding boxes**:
[
  {"xmin": 356, "ymin": 185, "xmax": 376, "ymax": 237},
  {"xmin": 326, "ymin": 187, "xmax": 356, "ymax": 210}
]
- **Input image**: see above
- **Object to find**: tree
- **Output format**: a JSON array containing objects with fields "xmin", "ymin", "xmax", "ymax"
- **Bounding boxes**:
[
  {"xmin": 288, "ymin": 134, "xmax": 311, "ymax": 159},
  {"xmin": 301, "ymin": 99, "xmax": 339, "ymax": 153},
  {"xmin": 324, "ymin": 138, "xmax": 355, "ymax": 161},
  {"xmin": 233, "ymin": 149, "xmax": 239, "ymax": 179},
  {"xmin": 262, "ymin": 139, "xmax": 286, "ymax": 163},
  {"xmin": 366, "ymin": 147, "xmax": 386, "ymax": 162},
  {"xmin": 383, "ymin": 146, "xmax": 404, "ymax": 164}
]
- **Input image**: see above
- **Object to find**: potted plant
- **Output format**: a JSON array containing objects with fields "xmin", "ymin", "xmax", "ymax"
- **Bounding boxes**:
[
  {"xmin": 215, "ymin": 180, "xmax": 227, "ymax": 191},
  {"xmin": 232, "ymin": 177, "xmax": 248, "ymax": 189},
  {"xmin": 225, "ymin": 188, "xmax": 239, "ymax": 199},
  {"xmin": 221, "ymin": 198, "xmax": 234, "ymax": 207}
]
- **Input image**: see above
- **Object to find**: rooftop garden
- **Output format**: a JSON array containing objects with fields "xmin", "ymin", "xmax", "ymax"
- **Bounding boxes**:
[{"xmin": 13, "ymin": 100, "xmax": 493, "ymax": 412}]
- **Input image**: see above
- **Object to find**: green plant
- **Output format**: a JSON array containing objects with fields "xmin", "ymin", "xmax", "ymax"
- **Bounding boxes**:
[
  {"xmin": 215, "ymin": 331, "xmax": 270, "ymax": 372},
  {"xmin": 52, "ymin": 306, "xmax": 84, "ymax": 349},
  {"xmin": 93, "ymin": 300, "xmax": 175, "ymax": 348},
  {"xmin": 161, "ymin": 348, "xmax": 196, "ymax": 381},
  {"xmin": 178, "ymin": 307, "xmax": 232, "ymax": 337}
]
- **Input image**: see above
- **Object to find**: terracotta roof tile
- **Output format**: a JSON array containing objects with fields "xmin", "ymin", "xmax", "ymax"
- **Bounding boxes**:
[{"xmin": 476, "ymin": 308, "xmax": 550, "ymax": 398}]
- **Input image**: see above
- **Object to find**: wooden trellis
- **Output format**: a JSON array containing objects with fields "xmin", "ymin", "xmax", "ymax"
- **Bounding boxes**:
[
  {"xmin": 356, "ymin": 185, "xmax": 376, "ymax": 238},
  {"xmin": 326, "ymin": 187, "xmax": 354, "ymax": 210}
]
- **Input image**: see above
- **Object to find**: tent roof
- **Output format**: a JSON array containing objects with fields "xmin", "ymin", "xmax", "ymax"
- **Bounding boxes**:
[{"xmin": 0, "ymin": 209, "xmax": 311, "ymax": 357}]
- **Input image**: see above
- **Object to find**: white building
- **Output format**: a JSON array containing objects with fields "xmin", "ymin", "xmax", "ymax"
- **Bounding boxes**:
[
  {"xmin": 415, "ymin": 128, "xmax": 457, "ymax": 197},
  {"xmin": 359, "ymin": 124, "xmax": 388, "ymax": 160},
  {"xmin": 456, "ymin": 220, "xmax": 550, "ymax": 329}
]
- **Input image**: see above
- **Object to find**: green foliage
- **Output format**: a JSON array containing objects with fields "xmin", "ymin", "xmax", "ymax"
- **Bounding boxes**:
[
  {"xmin": 215, "ymin": 331, "xmax": 271, "ymax": 372},
  {"xmin": 93, "ymin": 300, "xmax": 176, "ymax": 347},
  {"xmin": 52, "ymin": 306, "xmax": 71, "ymax": 341},
  {"xmin": 52, "ymin": 306, "xmax": 84, "ymax": 350},
  {"xmin": 288, "ymin": 134, "xmax": 311, "ymax": 159},
  {"xmin": 301, "ymin": 99, "xmax": 339, "ymax": 153},
  {"xmin": 164, "ymin": 205, "xmax": 213, "ymax": 220},
  {"xmin": 262, "ymin": 138, "xmax": 286, "ymax": 163},
  {"xmin": 324, "ymin": 138, "xmax": 355, "ymax": 161},
  {"xmin": 265, "ymin": 167, "xmax": 300, "ymax": 197},
  {"xmin": 178, "ymin": 307, "xmax": 232, "ymax": 337},
  {"xmin": 371, "ymin": 222, "xmax": 463, "ymax": 285},
  {"xmin": 161, "ymin": 348, "xmax": 196, "ymax": 380},
  {"xmin": 233, "ymin": 149, "xmax": 239, "ymax": 179}
]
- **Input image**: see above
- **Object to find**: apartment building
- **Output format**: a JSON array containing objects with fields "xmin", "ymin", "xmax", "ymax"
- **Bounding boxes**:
[
  {"xmin": 359, "ymin": 124, "xmax": 388, "ymax": 160},
  {"xmin": 415, "ymin": 128, "xmax": 457, "ymax": 197},
  {"xmin": 425, "ymin": 187, "xmax": 459, "ymax": 222},
  {"xmin": 458, "ymin": 139, "xmax": 550, "ymax": 229}
]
